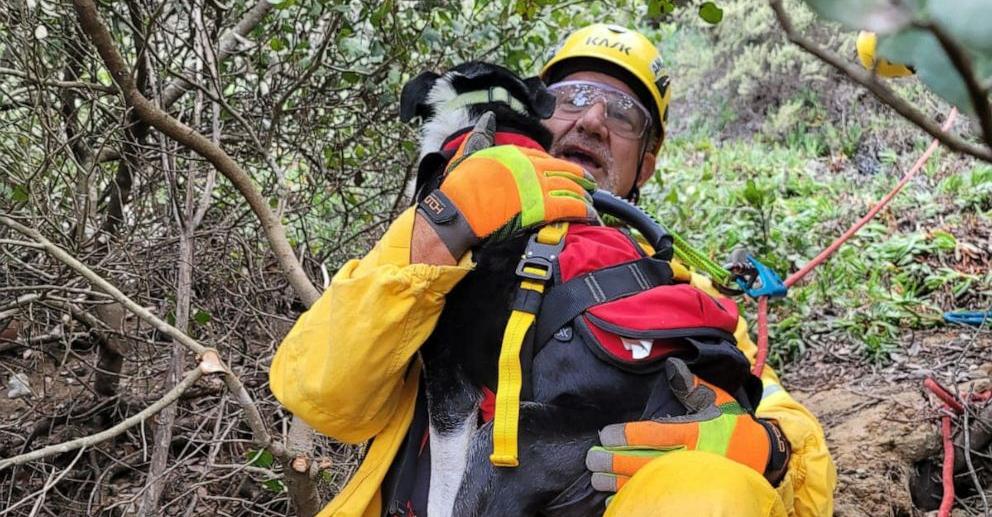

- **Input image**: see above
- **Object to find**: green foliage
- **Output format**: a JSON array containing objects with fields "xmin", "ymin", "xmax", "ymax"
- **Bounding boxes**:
[
  {"xmin": 245, "ymin": 449, "xmax": 286, "ymax": 493},
  {"xmin": 662, "ymin": 0, "xmax": 835, "ymax": 136},
  {"xmin": 641, "ymin": 128, "xmax": 991, "ymax": 363},
  {"xmin": 938, "ymin": 164, "xmax": 992, "ymax": 210},
  {"xmin": 933, "ymin": 0, "xmax": 992, "ymax": 52},
  {"xmin": 246, "ymin": 448, "xmax": 275, "ymax": 469},
  {"xmin": 11, "ymin": 184, "xmax": 29, "ymax": 202},
  {"xmin": 193, "ymin": 309, "xmax": 212, "ymax": 325}
]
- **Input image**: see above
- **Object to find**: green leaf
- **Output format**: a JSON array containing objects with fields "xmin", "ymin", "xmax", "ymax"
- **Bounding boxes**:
[
  {"xmin": 878, "ymin": 29, "xmax": 976, "ymax": 113},
  {"xmin": 11, "ymin": 184, "xmax": 28, "ymax": 202},
  {"xmin": 647, "ymin": 0, "xmax": 663, "ymax": 18},
  {"xmin": 800, "ymin": 0, "xmax": 913, "ymax": 32},
  {"xmin": 929, "ymin": 230, "xmax": 957, "ymax": 251},
  {"xmin": 96, "ymin": 69, "xmax": 112, "ymax": 86},
  {"xmin": 194, "ymin": 309, "xmax": 211, "ymax": 325},
  {"xmin": 246, "ymin": 448, "xmax": 275, "ymax": 468},
  {"xmin": 269, "ymin": 37, "xmax": 286, "ymax": 51},
  {"xmin": 698, "ymin": 2, "xmax": 723, "ymax": 24},
  {"xmin": 743, "ymin": 179, "xmax": 763, "ymax": 207},
  {"xmin": 263, "ymin": 479, "xmax": 286, "ymax": 493},
  {"xmin": 932, "ymin": 0, "xmax": 992, "ymax": 52}
]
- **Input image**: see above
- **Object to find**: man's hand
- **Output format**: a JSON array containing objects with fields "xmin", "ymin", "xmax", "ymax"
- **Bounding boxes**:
[
  {"xmin": 413, "ymin": 144, "xmax": 597, "ymax": 263},
  {"xmin": 586, "ymin": 358, "xmax": 790, "ymax": 493}
]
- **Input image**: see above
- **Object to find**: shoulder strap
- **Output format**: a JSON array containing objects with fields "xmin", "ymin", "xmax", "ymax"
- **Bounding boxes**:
[
  {"xmin": 534, "ymin": 257, "xmax": 674, "ymax": 349},
  {"xmin": 490, "ymin": 223, "xmax": 567, "ymax": 468}
]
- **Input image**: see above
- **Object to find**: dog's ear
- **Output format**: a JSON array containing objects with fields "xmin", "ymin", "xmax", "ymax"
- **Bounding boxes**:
[
  {"xmin": 414, "ymin": 151, "xmax": 449, "ymax": 202},
  {"xmin": 400, "ymin": 71, "xmax": 440, "ymax": 122},
  {"xmin": 523, "ymin": 76, "xmax": 557, "ymax": 119}
]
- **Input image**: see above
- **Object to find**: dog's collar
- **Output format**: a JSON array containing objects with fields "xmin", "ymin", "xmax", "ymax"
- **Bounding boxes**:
[
  {"xmin": 443, "ymin": 87, "xmax": 529, "ymax": 116},
  {"xmin": 441, "ymin": 129, "xmax": 545, "ymax": 154}
]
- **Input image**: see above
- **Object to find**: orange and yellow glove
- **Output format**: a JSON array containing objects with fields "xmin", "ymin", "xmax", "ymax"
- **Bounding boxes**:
[
  {"xmin": 417, "ymin": 144, "xmax": 597, "ymax": 260},
  {"xmin": 586, "ymin": 358, "xmax": 790, "ymax": 493}
]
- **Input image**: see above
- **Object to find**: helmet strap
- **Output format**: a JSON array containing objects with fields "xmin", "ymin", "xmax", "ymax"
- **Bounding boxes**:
[{"xmin": 625, "ymin": 132, "xmax": 651, "ymax": 203}]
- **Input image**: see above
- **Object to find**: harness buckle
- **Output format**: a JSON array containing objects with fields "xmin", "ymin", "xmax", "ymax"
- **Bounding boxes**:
[{"xmin": 515, "ymin": 232, "xmax": 566, "ymax": 281}]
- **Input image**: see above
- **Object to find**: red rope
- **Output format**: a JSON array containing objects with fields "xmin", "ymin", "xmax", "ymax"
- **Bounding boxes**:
[
  {"xmin": 939, "ymin": 414, "xmax": 955, "ymax": 517},
  {"xmin": 751, "ymin": 109, "xmax": 958, "ymax": 377},
  {"xmin": 753, "ymin": 296, "xmax": 770, "ymax": 376},
  {"xmin": 923, "ymin": 377, "xmax": 960, "ymax": 516},
  {"xmin": 969, "ymin": 391, "xmax": 992, "ymax": 403},
  {"xmin": 924, "ymin": 377, "xmax": 966, "ymax": 414}
]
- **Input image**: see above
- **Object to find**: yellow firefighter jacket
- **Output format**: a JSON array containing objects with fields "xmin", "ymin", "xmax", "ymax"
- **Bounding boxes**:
[{"xmin": 270, "ymin": 207, "xmax": 836, "ymax": 516}]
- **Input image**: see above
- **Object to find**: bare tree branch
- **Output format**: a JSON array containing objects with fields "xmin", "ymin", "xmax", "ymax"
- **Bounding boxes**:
[
  {"xmin": 918, "ymin": 20, "xmax": 992, "ymax": 151},
  {"xmin": 0, "ymin": 67, "xmax": 117, "ymax": 94},
  {"xmin": 1, "ymin": 215, "xmax": 208, "ymax": 355},
  {"xmin": 767, "ymin": 0, "xmax": 992, "ymax": 164},
  {"xmin": 158, "ymin": 0, "xmax": 274, "ymax": 110},
  {"xmin": 0, "ymin": 369, "xmax": 203, "ymax": 470},
  {"xmin": 0, "ymin": 215, "xmax": 295, "ymax": 472},
  {"xmin": 0, "ymin": 448, "xmax": 88, "ymax": 515},
  {"xmin": 88, "ymin": 0, "xmax": 275, "ymax": 166},
  {"xmin": 72, "ymin": 0, "xmax": 320, "ymax": 307}
]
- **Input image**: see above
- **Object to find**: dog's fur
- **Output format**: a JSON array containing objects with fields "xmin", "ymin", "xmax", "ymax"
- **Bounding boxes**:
[{"xmin": 402, "ymin": 62, "xmax": 754, "ymax": 516}]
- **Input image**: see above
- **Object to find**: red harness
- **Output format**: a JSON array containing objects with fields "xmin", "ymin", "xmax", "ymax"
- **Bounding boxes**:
[{"xmin": 479, "ymin": 223, "xmax": 740, "ymax": 423}]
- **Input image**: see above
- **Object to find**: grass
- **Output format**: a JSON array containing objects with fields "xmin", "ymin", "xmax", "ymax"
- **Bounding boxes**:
[{"xmin": 639, "ymin": 127, "xmax": 992, "ymax": 365}]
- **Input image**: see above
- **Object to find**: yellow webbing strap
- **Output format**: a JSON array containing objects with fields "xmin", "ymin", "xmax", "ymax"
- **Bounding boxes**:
[
  {"xmin": 536, "ymin": 221, "xmax": 569, "ymax": 245},
  {"xmin": 490, "ymin": 223, "xmax": 567, "ymax": 467}
]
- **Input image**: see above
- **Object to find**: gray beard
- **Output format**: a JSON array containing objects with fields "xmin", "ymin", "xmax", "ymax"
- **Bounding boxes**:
[{"xmin": 549, "ymin": 132, "xmax": 619, "ymax": 193}]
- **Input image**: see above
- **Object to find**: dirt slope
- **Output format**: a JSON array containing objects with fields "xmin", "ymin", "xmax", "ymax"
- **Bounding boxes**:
[{"xmin": 784, "ymin": 329, "xmax": 992, "ymax": 516}]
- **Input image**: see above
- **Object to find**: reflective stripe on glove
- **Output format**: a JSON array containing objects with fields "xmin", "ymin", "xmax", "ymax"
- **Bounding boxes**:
[
  {"xmin": 586, "ymin": 358, "xmax": 790, "ymax": 492},
  {"xmin": 417, "ymin": 144, "xmax": 597, "ymax": 260}
]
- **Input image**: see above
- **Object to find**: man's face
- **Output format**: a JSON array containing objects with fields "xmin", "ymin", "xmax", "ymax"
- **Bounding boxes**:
[{"xmin": 543, "ymin": 71, "xmax": 657, "ymax": 196}]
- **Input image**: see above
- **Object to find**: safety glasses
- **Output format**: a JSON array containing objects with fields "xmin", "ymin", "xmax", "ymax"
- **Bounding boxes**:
[{"xmin": 546, "ymin": 80, "xmax": 652, "ymax": 139}]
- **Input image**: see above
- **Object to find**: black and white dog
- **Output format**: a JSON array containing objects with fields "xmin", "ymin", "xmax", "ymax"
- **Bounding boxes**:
[
  {"xmin": 400, "ymin": 61, "xmax": 559, "ymax": 516},
  {"xmin": 400, "ymin": 62, "xmax": 760, "ymax": 516}
]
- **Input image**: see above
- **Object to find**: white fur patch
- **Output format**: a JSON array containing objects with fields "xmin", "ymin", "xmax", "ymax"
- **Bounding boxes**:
[
  {"xmin": 427, "ymin": 413, "xmax": 477, "ymax": 517},
  {"xmin": 419, "ymin": 72, "xmax": 472, "ymax": 158}
]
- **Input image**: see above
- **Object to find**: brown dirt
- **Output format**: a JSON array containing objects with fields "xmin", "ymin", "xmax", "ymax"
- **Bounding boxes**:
[{"xmin": 783, "ymin": 329, "xmax": 992, "ymax": 516}]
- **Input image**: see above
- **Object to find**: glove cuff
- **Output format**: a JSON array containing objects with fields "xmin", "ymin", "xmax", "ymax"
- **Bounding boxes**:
[
  {"xmin": 757, "ymin": 418, "xmax": 791, "ymax": 487},
  {"xmin": 417, "ymin": 190, "xmax": 479, "ymax": 260}
]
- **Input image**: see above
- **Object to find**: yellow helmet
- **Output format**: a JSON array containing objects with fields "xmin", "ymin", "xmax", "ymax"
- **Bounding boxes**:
[
  {"xmin": 856, "ymin": 31, "xmax": 914, "ymax": 78},
  {"xmin": 541, "ymin": 24, "xmax": 671, "ymax": 153}
]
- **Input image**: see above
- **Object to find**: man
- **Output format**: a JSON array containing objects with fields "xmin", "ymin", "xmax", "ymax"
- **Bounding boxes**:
[{"xmin": 270, "ymin": 24, "xmax": 835, "ymax": 516}]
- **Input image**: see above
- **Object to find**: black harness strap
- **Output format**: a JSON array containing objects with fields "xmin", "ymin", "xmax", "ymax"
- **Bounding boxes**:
[{"xmin": 534, "ymin": 256, "xmax": 674, "ymax": 348}]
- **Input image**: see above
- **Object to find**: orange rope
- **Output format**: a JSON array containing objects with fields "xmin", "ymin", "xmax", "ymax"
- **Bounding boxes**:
[{"xmin": 751, "ymin": 108, "xmax": 959, "ymax": 376}]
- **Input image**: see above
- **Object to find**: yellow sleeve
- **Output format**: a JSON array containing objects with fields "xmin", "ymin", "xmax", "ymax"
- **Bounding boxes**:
[
  {"xmin": 269, "ymin": 207, "xmax": 473, "ymax": 443},
  {"xmin": 690, "ymin": 273, "xmax": 837, "ymax": 517}
]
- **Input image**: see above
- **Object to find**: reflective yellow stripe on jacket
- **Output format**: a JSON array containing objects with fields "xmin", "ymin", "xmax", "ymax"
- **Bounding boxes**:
[{"xmin": 269, "ymin": 208, "xmax": 835, "ymax": 516}]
